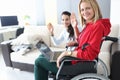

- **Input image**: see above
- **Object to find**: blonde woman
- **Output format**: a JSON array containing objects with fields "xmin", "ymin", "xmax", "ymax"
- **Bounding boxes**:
[{"xmin": 57, "ymin": 0, "xmax": 111, "ymax": 67}]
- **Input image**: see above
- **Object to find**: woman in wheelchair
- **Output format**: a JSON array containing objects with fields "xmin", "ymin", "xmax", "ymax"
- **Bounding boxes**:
[
  {"xmin": 34, "ymin": 0, "xmax": 111, "ymax": 80},
  {"xmin": 57, "ymin": 0, "xmax": 111, "ymax": 67},
  {"xmin": 34, "ymin": 11, "xmax": 76, "ymax": 80}
]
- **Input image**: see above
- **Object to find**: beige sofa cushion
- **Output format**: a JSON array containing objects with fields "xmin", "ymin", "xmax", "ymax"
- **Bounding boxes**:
[
  {"xmin": 99, "ymin": 41, "xmax": 112, "ymax": 76},
  {"xmin": 11, "ymin": 49, "xmax": 40, "ymax": 64},
  {"xmin": 98, "ymin": 24, "xmax": 120, "ymax": 76},
  {"xmin": 11, "ymin": 33, "xmax": 41, "ymax": 46},
  {"xmin": 109, "ymin": 24, "xmax": 120, "ymax": 37},
  {"xmin": 24, "ymin": 26, "xmax": 50, "ymax": 46},
  {"xmin": 98, "ymin": 52, "xmax": 110, "ymax": 75},
  {"xmin": 10, "ymin": 47, "xmax": 66, "ymax": 64}
]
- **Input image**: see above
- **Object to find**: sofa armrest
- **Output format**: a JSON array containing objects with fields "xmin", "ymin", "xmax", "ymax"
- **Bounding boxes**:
[{"xmin": 0, "ymin": 40, "xmax": 13, "ymax": 67}]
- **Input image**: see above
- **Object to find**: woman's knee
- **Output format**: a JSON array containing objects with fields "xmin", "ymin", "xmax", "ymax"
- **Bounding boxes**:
[{"xmin": 35, "ymin": 56, "xmax": 47, "ymax": 66}]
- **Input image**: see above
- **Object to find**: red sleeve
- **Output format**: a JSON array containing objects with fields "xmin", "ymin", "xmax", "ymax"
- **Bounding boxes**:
[{"xmin": 76, "ymin": 23, "xmax": 104, "ymax": 60}]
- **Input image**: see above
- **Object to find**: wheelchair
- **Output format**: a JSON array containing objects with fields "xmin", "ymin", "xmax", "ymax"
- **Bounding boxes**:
[{"xmin": 49, "ymin": 36, "xmax": 118, "ymax": 80}]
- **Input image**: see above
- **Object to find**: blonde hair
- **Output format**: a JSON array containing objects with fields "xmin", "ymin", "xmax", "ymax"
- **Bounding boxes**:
[{"xmin": 78, "ymin": 0, "xmax": 102, "ymax": 26}]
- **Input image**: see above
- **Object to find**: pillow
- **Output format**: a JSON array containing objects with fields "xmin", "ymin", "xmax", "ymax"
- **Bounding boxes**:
[
  {"xmin": 26, "ymin": 33, "xmax": 42, "ymax": 47},
  {"xmin": 11, "ymin": 33, "xmax": 42, "ymax": 48},
  {"xmin": 11, "ymin": 33, "xmax": 29, "ymax": 45},
  {"xmin": 24, "ymin": 26, "xmax": 50, "ymax": 46},
  {"xmin": 11, "ymin": 32, "xmax": 42, "ymax": 55}
]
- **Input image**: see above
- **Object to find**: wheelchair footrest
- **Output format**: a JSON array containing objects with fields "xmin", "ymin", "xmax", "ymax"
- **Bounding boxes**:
[{"xmin": 49, "ymin": 72, "xmax": 56, "ymax": 78}]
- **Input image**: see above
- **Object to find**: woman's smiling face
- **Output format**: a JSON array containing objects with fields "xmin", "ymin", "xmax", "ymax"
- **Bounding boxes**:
[
  {"xmin": 80, "ymin": 2, "xmax": 95, "ymax": 23},
  {"xmin": 61, "ymin": 14, "xmax": 71, "ymax": 28}
]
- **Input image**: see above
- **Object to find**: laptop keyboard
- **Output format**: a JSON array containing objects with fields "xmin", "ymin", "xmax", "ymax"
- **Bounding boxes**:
[{"xmin": 53, "ymin": 52, "xmax": 62, "ymax": 60}]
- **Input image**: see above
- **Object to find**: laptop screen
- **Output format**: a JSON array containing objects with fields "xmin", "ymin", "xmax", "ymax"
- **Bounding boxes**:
[{"xmin": 36, "ymin": 41, "xmax": 53, "ymax": 61}]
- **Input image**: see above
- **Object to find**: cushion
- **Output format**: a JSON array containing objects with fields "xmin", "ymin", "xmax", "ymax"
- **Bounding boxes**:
[
  {"xmin": 98, "ymin": 52, "xmax": 110, "ymax": 76},
  {"xmin": 109, "ymin": 24, "xmax": 119, "ymax": 37},
  {"xmin": 11, "ymin": 33, "xmax": 41, "ymax": 55},
  {"xmin": 10, "ymin": 47, "xmax": 66, "ymax": 64},
  {"xmin": 11, "ymin": 33, "xmax": 41, "ymax": 47},
  {"xmin": 11, "ymin": 49, "xmax": 40, "ymax": 64},
  {"xmin": 24, "ymin": 26, "xmax": 50, "ymax": 46}
]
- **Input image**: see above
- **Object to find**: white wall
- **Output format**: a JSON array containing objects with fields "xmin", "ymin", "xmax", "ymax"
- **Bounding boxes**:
[
  {"xmin": 0, "ymin": 0, "xmax": 37, "ymax": 25},
  {"xmin": 36, "ymin": 0, "xmax": 45, "ymax": 25},
  {"xmin": 56, "ymin": 0, "xmax": 110, "ymax": 24},
  {"xmin": 110, "ymin": 1, "xmax": 120, "ymax": 24},
  {"xmin": 0, "ymin": 0, "xmax": 111, "ymax": 26},
  {"xmin": 97, "ymin": 0, "xmax": 110, "ymax": 18}
]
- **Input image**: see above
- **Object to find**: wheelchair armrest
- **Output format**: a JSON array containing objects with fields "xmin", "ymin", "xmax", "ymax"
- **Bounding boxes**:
[
  {"xmin": 60, "ymin": 56, "xmax": 80, "ymax": 63},
  {"xmin": 104, "ymin": 36, "xmax": 118, "ymax": 42}
]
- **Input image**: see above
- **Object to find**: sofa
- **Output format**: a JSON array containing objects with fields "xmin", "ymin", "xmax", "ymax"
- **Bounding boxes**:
[
  {"xmin": 0, "ymin": 24, "xmax": 119, "ymax": 76},
  {"xmin": 0, "ymin": 25, "xmax": 66, "ymax": 72}
]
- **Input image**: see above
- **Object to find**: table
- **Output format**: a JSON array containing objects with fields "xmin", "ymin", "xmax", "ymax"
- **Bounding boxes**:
[{"xmin": 0, "ymin": 26, "xmax": 20, "ymax": 42}]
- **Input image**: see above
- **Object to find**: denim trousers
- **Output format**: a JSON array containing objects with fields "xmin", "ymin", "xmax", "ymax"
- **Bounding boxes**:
[{"xmin": 34, "ymin": 54, "xmax": 58, "ymax": 80}]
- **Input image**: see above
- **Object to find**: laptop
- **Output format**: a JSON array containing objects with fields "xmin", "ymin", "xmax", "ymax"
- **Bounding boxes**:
[{"xmin": 36, "ymin": 41, "xmax": 63, "ymax": 62}]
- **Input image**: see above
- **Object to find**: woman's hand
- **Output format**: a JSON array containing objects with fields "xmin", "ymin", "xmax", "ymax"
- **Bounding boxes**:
[
  {"xmin": 71, "ymin": 13, "xmax": 80, "ymax": 38},
  {"xmin": 70, "ymin": 13, "xmax": 78, "ymax": 28},
  {"xmin": 57, "ymin": 51, "xmax": 67, "ymax": 68},
  {"xmin": 56, "ymin": 51, "xmax": 77, "ymax": 68},
  {"xmin": 47, "ymin": 23, "xmax": 54, "ymax": 35},
  {"xmin": 66, "ymin": 41, "xmax": 77, "ymax": 47}
]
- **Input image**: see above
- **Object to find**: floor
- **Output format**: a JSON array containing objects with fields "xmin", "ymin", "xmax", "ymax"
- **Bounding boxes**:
[{"xmin": 0, "ymin": 48, "xmax": 52, "ymax": 80}]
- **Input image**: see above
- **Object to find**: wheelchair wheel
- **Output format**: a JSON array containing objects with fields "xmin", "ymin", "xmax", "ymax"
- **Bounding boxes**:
[
  {"xmin": 71, "ymin": 73, "xmax": 110, "ymax": 80},
  {"xmin": 97, "ymin": 58, "xmax": 108, "ymax": 77}
]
